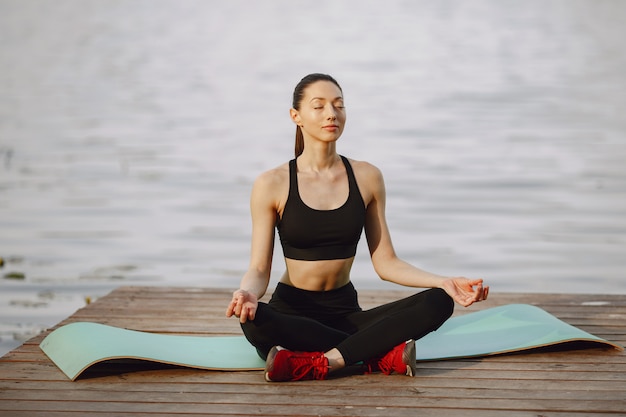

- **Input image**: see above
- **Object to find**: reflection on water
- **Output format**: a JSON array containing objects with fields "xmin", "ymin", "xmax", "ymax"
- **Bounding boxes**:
[{"xmin": 1, "ymin": 0, "xmax": 625, "ymax": 355}]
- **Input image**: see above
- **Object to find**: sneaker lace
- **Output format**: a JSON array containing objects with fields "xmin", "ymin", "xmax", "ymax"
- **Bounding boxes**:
[
  {"xmin": 377, "ymin": 352, "xmax": 396, "ymax": 375},
  {"xmin": 375, "ymin": 342, "xmax": 405, "ymax": 375},
  {"xmin": 289, "ymin": 353, "xmax": 329, "ymax": 381}
]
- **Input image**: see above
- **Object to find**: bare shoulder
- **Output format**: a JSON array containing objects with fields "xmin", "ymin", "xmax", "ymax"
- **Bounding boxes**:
[
  {"xmin": 251, "ymin": 162, "xmax": 290, "ymax": 206},
  {"xmin": 346, "ymin": 157, "xmax": 384, "ymax": 185},
  {"xmin": 345, "ymin": 157, "xmax": 385, "ymax": 204},
  {"xmin": 254, "ymin": 162, "xmax": 289, "ymax": 188}
]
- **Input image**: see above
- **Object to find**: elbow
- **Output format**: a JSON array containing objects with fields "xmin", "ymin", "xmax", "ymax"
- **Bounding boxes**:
[
  {"xmin": 379, "ymin": 273, "xmax": 394, "ymax": 283},
  {"xmin": 372, "ymin": 254, "xmax": 398, "ymax": 282},
  {"xmin": 368, "ymin": 231, "xmax": 402, "ymax": 280},
  {"xmin": 373, "ymin": 263, "xmax": 389, "ymax": 281}
]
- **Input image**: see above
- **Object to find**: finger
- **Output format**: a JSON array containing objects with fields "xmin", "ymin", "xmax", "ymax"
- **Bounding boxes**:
[
  {"xmin": 239, "ymin": 305, "xmax": 247, "ymax": 323},
  {"xmin": 476, "ymin": 286, "xmax": 488, "ymax": 302},
  {"xmin": 225, "ymin": 298, "xmax": 238, "ymax": 317},
  {"xmin": 240, "ymin": 305, "xmax": 253, "ymax": 324},
  {"xmin": 468, "ymin": 283, "xmax": 482, "ymax": 301},
  {"xmin": 469, "ymin": 278, "xmax": 484, "ymax": 287},
  {"xmin": 232, "ymin": 296, "xmax": 244, "ymax": 317}
]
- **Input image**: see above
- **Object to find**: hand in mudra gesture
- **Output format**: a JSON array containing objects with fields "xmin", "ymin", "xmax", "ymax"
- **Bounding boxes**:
[{"xmin": 441, "ymin": 278, "xmax": 489, "ymax": 307}]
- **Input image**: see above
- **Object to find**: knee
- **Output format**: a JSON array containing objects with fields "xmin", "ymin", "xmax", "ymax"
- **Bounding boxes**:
[
  {"xmin": 425, "ymin": 288, "xmax": 454, "ymax": 323},
  {"xmin": 239, "ymin": 305, "xmax": 274, "ymax": 359},
  {"xmin": 240, "ymin": 320, "xmax": 273, "ymax": 360}
]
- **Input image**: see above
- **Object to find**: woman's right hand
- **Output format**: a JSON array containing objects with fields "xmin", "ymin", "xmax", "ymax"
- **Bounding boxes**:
[{"xmin": 225, "ymin": 289, "xmax": 258, "ymax": 323}]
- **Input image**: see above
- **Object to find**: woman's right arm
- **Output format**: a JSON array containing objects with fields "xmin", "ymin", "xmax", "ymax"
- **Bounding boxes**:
[{"xmin": 225, "ymin": 170, "xmax": 282, "ymax": 323}]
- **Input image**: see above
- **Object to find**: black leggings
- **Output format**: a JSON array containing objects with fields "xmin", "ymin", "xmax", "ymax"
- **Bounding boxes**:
[{"xmin": 241, "ymin": 282, "xmax": 454, "ymax": 365}]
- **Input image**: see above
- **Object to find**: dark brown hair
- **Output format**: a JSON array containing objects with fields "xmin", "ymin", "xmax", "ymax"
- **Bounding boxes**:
[{"xmin": 292, "ymin": 73, "xmax": 343, "ymax": 157}]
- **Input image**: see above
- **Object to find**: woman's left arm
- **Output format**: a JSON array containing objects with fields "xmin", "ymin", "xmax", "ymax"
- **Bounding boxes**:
[{"xmin": 361, "ymin": 163, "xmax": 488, "ymax": 306}]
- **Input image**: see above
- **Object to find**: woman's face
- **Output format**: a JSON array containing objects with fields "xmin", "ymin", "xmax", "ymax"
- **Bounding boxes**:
[{"xmin": 291, "ymin": 80, "xmax": 346, "ymax": 144}]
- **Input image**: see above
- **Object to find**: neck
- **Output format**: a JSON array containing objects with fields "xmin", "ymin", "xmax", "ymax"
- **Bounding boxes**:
[{"xmin": 298, "ymin": 142, "xmax": 339, "ymax": 171}]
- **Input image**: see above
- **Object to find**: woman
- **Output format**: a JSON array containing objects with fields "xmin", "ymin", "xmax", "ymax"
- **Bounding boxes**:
[{"xmin": 226, "ymin": 73, "xmax": 489, "ymax": 382}]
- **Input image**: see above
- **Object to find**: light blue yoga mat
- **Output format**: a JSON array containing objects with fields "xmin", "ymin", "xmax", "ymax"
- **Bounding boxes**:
[{"xmin": 40, "ymin": 304, "xmax": 622, "ymax": 380}]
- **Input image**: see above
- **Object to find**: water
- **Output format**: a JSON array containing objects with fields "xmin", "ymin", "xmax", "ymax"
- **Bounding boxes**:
[{"xmin": 1, "ymin": 0, "xmax": 625, "ymax": 356}]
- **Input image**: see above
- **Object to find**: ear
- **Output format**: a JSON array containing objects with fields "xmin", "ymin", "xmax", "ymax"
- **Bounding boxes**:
[{"xmin": 289, "ymin": 108, "xmax": 302, "ymax": 126}]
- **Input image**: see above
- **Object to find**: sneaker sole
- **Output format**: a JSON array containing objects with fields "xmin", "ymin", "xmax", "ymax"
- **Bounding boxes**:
[
  {"xmin": 264, "ymin": 345, "xmax": 284, "ymax": 382},
  {"xmin": 403, "ymin": 340, "xmax": 417, "ymax": 377}
]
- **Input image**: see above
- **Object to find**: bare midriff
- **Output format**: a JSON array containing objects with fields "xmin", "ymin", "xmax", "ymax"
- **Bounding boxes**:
[{"xmin": 280, "ymin": 257, "xmax": 355, "ymax": 291}]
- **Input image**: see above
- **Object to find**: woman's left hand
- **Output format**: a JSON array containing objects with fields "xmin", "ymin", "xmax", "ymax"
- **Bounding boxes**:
[{"xmin": 441, "ymin": 277, "xmax": 489, "ymax": 307}]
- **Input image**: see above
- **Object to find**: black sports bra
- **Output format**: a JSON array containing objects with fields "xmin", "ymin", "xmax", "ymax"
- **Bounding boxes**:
[{"xmin": 277, "ymin": 156, "xmax": 366, "ymax": 261}]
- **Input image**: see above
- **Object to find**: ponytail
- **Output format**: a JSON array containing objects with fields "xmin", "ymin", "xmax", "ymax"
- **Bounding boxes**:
[{"xmin": 295, "ymin": 126, "xmax": 304, "ymax": 157}]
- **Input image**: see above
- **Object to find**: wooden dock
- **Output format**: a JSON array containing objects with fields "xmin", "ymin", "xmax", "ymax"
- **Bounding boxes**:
[{"xmin": 1, "ymin": 286, "xmax": 624, "ymax": 416}]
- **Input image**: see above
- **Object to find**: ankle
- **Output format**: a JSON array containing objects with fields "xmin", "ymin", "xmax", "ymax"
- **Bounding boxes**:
[{"xmin": 324, "ymin": 348, "xmax": 345, "ymax": 371}]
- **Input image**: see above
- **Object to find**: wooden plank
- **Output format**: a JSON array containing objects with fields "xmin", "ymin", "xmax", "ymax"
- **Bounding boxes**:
[
  {"xmin": 0, "ymin": 393, "xmax": 624, "ymax": 414},
  {"xmin": 0, "ymin": 402, "xmax": 599, "ymax": 417}
]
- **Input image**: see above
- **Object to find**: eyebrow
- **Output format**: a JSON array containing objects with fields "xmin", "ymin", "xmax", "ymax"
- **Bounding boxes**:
[{"xmin": 309, "ymin": 96, "xmax": 344, "ymax": 102}]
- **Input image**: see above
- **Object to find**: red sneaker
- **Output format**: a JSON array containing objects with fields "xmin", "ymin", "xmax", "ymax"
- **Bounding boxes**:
[
  {"xmin": 365, "ymin": 339, "xmax": 417, "ymax": 376},
  {"xmin": 265, "ymin": 346, "xmax": 329, "ymax": 382}
]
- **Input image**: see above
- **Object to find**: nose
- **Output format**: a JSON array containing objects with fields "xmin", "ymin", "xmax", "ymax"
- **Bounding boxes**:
[{"xmin": 326, "ymin": 106, "xmax": 337, "ymax": 121}]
